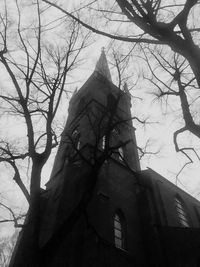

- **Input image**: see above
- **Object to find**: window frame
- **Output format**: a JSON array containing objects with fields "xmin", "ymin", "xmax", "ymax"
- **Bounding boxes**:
[
  {"xmin": 114, "ymin": 211, "xmax": 126, "ymax": 250},
  {"xmin": 102, "ymin": 135, "xmax": 106, "ymax": 150},
  {"xmin": 175, "ymin": 196, "xmax": 190, "ymax": 228}
]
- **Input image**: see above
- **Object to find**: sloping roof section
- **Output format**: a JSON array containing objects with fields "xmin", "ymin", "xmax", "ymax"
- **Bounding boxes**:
[{"xmin": 95, "ymin": 48, "xmax": 112, "ymax": 82}]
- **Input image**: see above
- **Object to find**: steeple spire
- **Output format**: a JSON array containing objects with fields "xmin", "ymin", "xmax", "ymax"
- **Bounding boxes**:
[{"xmin": 95, "ymin": 48, "xmax": 112, "ymax": 82}]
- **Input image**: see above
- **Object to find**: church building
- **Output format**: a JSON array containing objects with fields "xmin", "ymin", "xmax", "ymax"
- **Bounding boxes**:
[{"xmin": 10, "ymin": 50, "xmax": 200, "ymax": 267}]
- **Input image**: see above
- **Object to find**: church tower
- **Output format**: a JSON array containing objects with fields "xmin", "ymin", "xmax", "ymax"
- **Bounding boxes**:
[
  {"xmin": 48, "ymin": 49, "xmax": 140, "ymax": 187},
  {"xmin": 39, "ymin": 49, "xmax": 144, "ymax": 266},
  {"xmin": 10, "ymin": 50, "xmax": 200, "ymax": 267}
]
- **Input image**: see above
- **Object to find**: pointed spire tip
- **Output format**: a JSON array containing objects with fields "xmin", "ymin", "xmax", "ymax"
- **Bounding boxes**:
[{"xmin": 94, "ymin": 48, "xmax": 112, "ymax": 82}]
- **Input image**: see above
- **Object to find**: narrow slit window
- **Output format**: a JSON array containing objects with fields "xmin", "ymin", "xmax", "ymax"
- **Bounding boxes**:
[
  {"xmin": 72, "ymin": 130, "xmax": 80, "ymax": 150},
  {"xmin": 77, "ymin": 140, "xmax": 81, "ymax": 150},
  {"xmin": 114, "ymin": 213, "xmax": 124, "ymax": 249},
  {"xmin": 118, "ymin": 147, "xmax": 123, "ymax": 159},
  {"xmin": 175, "ymin": 197, "xmax": 189, "ymax": 227},
  {"xmin": 102, "ymin": 135, "xmax": 105, "ymax": 149}
]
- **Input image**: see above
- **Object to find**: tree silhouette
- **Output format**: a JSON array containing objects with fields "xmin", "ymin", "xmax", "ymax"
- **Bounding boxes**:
[
  {"xmin": 42, "ymin": 0, "xmax": 200, "ymax": 177},
  {"xmin": 0, "ymin": 0, "xmax": 90, "ymax": 265}
]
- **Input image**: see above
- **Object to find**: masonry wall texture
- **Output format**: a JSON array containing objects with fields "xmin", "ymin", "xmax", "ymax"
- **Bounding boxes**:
[{"xmin": 10, "ymin": 50, "xmax": 200, "ymax": 267}]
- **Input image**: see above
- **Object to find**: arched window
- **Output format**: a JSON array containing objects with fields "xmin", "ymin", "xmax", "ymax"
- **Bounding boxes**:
[
  {"xmin": 102, "ymin": 135, "xmax": 106, "ymax": 149},
  {"xmin": 77, "ymin": 140, "xmax": 81, "ymax": 150},
  {"xmin": 175, "ymin": 197, "xmax": 189, "ymax": 227},
  {"xmin": 114, "ymin": 213, "xmax": 125, "ymax": 249}
]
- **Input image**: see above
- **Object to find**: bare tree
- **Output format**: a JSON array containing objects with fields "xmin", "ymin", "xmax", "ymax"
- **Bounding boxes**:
[
  {"xmin": 137, "ymin": 44, "xmax": 200, "ymax": 179},
  {"xmin": 43, "ymin": 0, "xmax": 200, "ymax": 74},
  {"xmin": 0, "ymin": 201, "xmax": 25, "ymax": 228},
  {"xmin": 0, "ymin": 0, "xmax": 90, "ymax": 265},
  {"xmin": 42, "ymin": 0, "xmax": 200, "ymax": 179}
]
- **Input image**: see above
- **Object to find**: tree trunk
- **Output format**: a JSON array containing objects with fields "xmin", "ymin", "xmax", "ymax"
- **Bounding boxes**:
[{"xmin": 10, "ymin": 160, "xmax": 43, "ymax": 267}]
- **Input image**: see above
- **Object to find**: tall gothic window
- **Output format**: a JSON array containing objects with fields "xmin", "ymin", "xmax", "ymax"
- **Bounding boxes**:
[
  {"xmin": 72, "ymin": 129, "xmax": 78, "ymax": 139},
  {"xmin": 102, "ymin": 135, "xmax": 106, "ymax": 149},
  {"xmin": 114, "ymin": 213, "xmax": 125, "ymax": 249},
  {"xmin": 77, "ymin": 140, "xmax": 81, "ymax": 150},
  {"xmin": 175, "ymin": 197, "xmax": 189, "ymax": 227}
]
